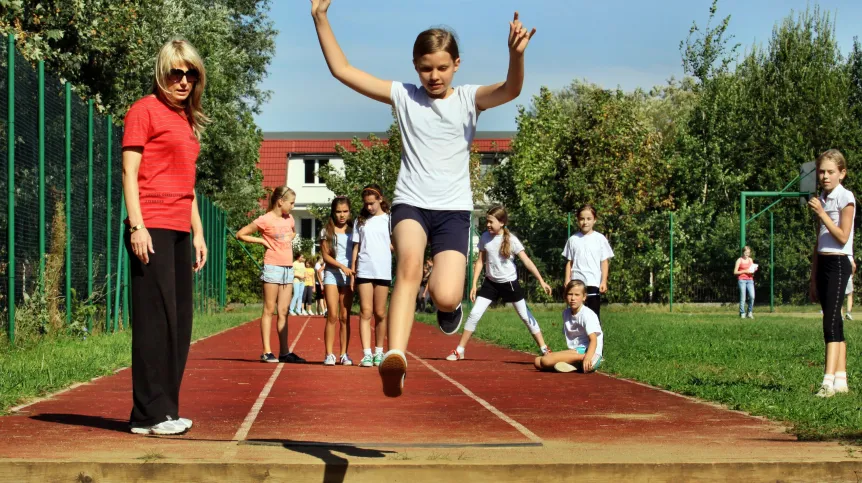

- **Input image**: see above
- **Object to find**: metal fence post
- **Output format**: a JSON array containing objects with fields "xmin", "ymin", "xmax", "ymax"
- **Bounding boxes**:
[
  {"xmin": 105, "ymin": 115, "xmax": 113, "ymax": 332},
  {"xmin": 7, "ymin": 34, "xmax": 16, "ymax": 342},
  {"xmin": 64, "ymin": 82, "xmax": 72, "ymax": 325},
  {"xmin": 38, "ymin": 61, "xmax": 45, "ymax": 285},
  {"xmin": 669, "ymin": 212, "xmax": 674, "ymax": 312},
  {"xmin": 86, "ymin": 99, "xmax": 94, "ymax": 330}
]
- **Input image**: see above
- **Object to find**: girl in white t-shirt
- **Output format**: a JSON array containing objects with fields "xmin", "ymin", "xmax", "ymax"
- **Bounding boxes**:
[
  {"xmin": 534, "ymin": 280, "xmax": 604, "ymax": 374},
  {"xmin": 561, "ymin": 204, "xmax": 614, "ymax": 320},
  {"xmin": 808, "ymin": 149, "xmax": 855, "ymax": 397},
  {"xmin": 312, "ymin": 0, "xmax": 536, "ymax": 397},
  {"xmin": 350, "ymin": 184, "xmax": 393, "ymax": 368},
  {"xmin": 446, "ymin": 206, "xmax": 551, "ymax": 361}
]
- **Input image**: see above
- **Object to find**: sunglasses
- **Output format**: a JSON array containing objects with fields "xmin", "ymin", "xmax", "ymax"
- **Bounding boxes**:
[{"xmin": 168, "ymin": 68, "xmax": 200, "ymax": 84}]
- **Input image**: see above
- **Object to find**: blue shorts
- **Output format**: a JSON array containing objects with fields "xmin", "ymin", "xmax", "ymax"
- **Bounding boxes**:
[
  {"xmin": 323, "ymin": 267, "xmax": 350, "ymax": 287},
  {"xmin": 390, "ymin": 204, "xmax": 471, "ymax": 257},
  {"xmin": 261, "ymin": 265, "xmax": 294, "ymax": 285},
  {"xmin": 574, "ymin": 346, "xmax": 603, "ymax": 371}
]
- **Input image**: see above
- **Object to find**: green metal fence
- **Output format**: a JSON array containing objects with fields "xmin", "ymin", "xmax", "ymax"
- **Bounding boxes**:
[{"xmin": 1, "ymin": 34, "xmax": 227, "ymax": 344}]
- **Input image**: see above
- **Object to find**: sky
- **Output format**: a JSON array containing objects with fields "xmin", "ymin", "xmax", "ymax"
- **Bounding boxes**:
[{"xmin": 254, "ymin": 0, "xmax": 862, "ymax": 133}]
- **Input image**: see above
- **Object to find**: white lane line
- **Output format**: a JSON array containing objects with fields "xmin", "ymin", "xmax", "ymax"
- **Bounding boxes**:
[
  {"xmin": 406, "ymin": 350, "xmax": 543, "ymax": 444},
  {"xmin": 223, "ymin": 317, "xmax": 311, "ymax": 457}
]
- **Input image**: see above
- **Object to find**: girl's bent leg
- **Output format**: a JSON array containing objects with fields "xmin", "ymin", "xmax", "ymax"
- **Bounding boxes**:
[{"xmin": 428, "ymin": 251, "xmax": 467, "ymax": 312}]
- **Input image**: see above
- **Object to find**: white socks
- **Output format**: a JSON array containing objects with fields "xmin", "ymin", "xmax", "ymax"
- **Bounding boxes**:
[
  {"xmin": 375, "ymin": 347, "xmax": 383, "ymax": 355},
  {"xmin": 835, "ymin": 371, "xmax": 848, "ymax": 391},
  {"xmin": 456, "ymin": 346, "xmax": 465, "ymax": 354},
  {"xmin": 363, "ymin": 348, "xmax": 372, "ymax": 357},
  {"xmin": 822, "ymin": 374, "xmax": 835, "ymax": 389}
]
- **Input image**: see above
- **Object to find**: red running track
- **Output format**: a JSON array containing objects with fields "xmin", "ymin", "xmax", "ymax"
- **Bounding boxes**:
[{"xmin": 0, "ymin": 313, "xmax": 800, "ymax": 460}]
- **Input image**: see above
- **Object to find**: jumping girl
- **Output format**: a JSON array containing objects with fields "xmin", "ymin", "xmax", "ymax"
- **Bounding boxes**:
[
  {"xmin": 311, "ymin": 0, "xmax": 536, "ymax": 396},
  {"xmin": 236, "ymin": 186, "xmax": 306, "ymax": 364},
  {"xmin": 446, "ymin": 206, "xmax": 552, "ymax": 361},
  {"xmin": 321, "ymin": 196, "xmax": 355, "ymax": 366},
  {"xmin": 562, "ymin": 204, "xmax": 614, "ymax": 320},
  {"xmin": 350, "ymin": 184, "xmax": 392, "ymax": 367},
  {"xmin": 808, "ymin": 149, "xmax": 855, "ymax": 397}
]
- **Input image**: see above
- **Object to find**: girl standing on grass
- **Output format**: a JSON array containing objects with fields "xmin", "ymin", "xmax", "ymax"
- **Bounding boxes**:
[
  {"xmin": 311, "ymin": 0, "xmax": 536, "ymax": 397},
  {"xmin": 446, "ymin": 206, "xmax": 552, "ymax": 361},
  {"xmin": 534, "ymin": 280, "xmax": 603, "ymax": 374},
  {"xmin": 236, "ymin": 186, "xmax": 306, "ymax": 365},
  {"xmin": 303, "ymin": 258, "xmax": 316, "ymax": 315},
  {"xmin": 321, "ymin": 196, "xmax": 355, "ymax": 366},
  {"xmin": 561, "ymin": 204, "xmax": 614, "ymax": 321},
  {"xmin": 350, "ymin": 184, "xmax": 393, "ymax": 367},
  {"xmin": 289, "ymin": 254, "xmax": 307, "ymax": 315},
  {"xmin": 733, "ymin": 246, "xmax": 756, "ymax": 319},
  {"xmin": 808, "ymin": 149, "xmax": 855, "ymax": 398}
]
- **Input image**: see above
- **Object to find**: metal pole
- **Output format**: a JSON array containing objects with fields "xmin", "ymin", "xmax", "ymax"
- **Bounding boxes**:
[
  {"xmin": 740, "ymin": 193, "xmax": 746, "ymax": 252},
  {"xmin": 87, "ymin": 99, "xmax": 94, "ymax": 331},
  {"xmin": 105, "ymin": 115, "xmax": 113, "ymax": 332},
  {"xmin": 113, "ymin": 196, "xmax": 126, "ymax": 332},
  {"xmin": 220, "ymin": 212, "xmax": 227, "ymax": 308},
  {"xmin": 669, "ymin": 212, "xmax": 674, "ymax": 312},
  {"xmin": 64, "ymin": 82, "xmax": 72, "ymax": 325},
  {"xmin": 38, "ymin": 61, "xmax": 45, "ymax": 283},
  {"xmin": 770, "ymin": 211, "xmax": 774, "ymax": 313},
  {"xmin": 7, "ymin": 34, "xmax": 16, "ymax": 342}
]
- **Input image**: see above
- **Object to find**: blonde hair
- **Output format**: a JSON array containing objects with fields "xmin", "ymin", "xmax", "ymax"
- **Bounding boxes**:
[
  {"xmin": 152, "ymin": 39, "xmax": 210, "ymax": 139},
  {"xmin": 268, "ymin": 186, "xmax": 296, "ymax": 211},
  {"xmin": 815, "ymin": 149, "xmax": 847, "ymax": 172}
]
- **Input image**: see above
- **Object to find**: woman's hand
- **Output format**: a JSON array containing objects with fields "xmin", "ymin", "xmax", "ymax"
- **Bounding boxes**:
[
  {"xmin": 193, "ymin": 234, "xmax": 207, "ymax": 272},
  {"xmin": 130, "ymin": 228, "xmax": 154, "ymax": 264},
  {"xmin": 341, "ymin": 265, "xmax": 355, "ymax": 277}
]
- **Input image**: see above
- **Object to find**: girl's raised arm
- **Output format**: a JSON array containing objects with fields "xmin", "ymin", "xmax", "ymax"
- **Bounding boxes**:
[
  {"xmin": 311, "ymin": 0, "xmax": 392, "ymax": 105},
  {"xmin": 476, "ymin": 11, "xmax": 536, "ymax": 111}
]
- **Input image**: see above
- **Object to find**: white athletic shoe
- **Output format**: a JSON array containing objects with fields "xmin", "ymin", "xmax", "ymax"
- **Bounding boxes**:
[
  {"xmin": 740, "ymin": 313, "xmax": 746, "ymax": 319},
  {"xmin": 130, "ymin": 417, "xmax": 188, "ymax": 435},
  {"xmin": 178, "ymin": 418, "xmax": 193, "ymax": 430},
  {"xmin": 554, "ymin": 362, "xmax": 578, "ymax": 373},
  {"xmin": 323, "ymin": 354, "xmax": 337, "ymax": 366},
  {"xmin": 834, "ymin": 382, "xmax": 850, "ymax": 394},
  {"xmin": 845, "ymin": 312, "xmax": 853, "ymax": 320},
  {"xmin": 379, "ymin": 350, "xmax": 407, "ymax": 398},
  {"xmin": 815, "ymin": 383, "xmax": 836, "ymax": 398},
  {"xmin": 445, "ymin": 349, "xmax": 464, "ymax": 361},
  {"xmin": 747, "ymin": 313, "xmax": 754, "ymax": 319},
  {"xmin": 339, "ymin": 354, "xmax": 353, "ymax": 366}
]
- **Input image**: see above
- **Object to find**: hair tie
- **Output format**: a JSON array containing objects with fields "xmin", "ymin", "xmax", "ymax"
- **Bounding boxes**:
[{"xmin": 363, "ymin": 187, "xmax": 382, "ymax": 198}]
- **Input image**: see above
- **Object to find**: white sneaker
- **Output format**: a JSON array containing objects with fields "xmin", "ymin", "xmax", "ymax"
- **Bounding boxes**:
[
  {"xmin": 747, "ymin": 313, "xmax": 754, "ymax": 319},
  {"xmin": 323, "ymin": 354, "xmax": 337, "ymax": 366},
  {"xmin": 815, "ymin": 383, "xmax": 836, "ymax": 398},
  {"xmin": 845, "ymin": 312, "xmax": 853, "ymax": 320},
  {"xmin": 339, "ymin": 354, "xmax": 353, "ymax": 366},
  {"xmin": 379, "ymin": 350, "xmax": 407, "ymax": 398},
  {"xmin": 554, "ymin": 362, "xmax": 578, "ymax": 373},
  {"xmin": 740, "ymin": 314, "xmax": 746, "ymax": 319},
  {"xmin": 130, "ymin": 417, "xmax": 188, "ymax": 435},
  {"xmin": 834, "ymin": 383, "xmax": 850, "ymax": 394},
  {"xmin": 289, "ymin": 310, "xmax": 297, "ymax": 316},
  {"xmin": 445, "ymin": 349, "xmax": 464, "ymax": 361},
  {"xmin": 178, "ymin": 418, "xmax": 193, "ymax": 430}
]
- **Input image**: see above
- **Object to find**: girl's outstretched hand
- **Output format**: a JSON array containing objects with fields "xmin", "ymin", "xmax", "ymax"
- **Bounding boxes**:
[
  {"xmin": 540, "ymin": 281, "xmax": 552, "ymax": 296},
  {"xmin": 508, "ymin": 11, "xmax": 536, "ymax": 54},
  {"xmin": 311, "ymin": 0, "xmax": 331, "ymax": 17}
]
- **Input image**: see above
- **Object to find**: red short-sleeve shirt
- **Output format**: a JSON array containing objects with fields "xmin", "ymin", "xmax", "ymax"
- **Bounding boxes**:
[{"xmin": 123, "ymin": 95, "xmax": 200, "ymax": 232}]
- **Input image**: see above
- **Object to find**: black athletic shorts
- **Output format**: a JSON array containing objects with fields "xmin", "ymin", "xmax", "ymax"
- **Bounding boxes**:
[
  {"xmin": 390, "ymin": 204, "xmax": 470, "ymax": 258},
  {"xmin": 355, "ymin": 277, "xmax": 391, "ymax": 287},
  {"xmin": 476, "ymin": 278, "xmax": 525, "ymax": 304}
]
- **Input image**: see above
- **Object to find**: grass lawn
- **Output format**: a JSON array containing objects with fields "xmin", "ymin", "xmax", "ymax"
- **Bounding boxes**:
[
  {"xmin": 418, "ymin": 304, "xmax": 862, "ymax": 442},
  {"xmin": 0, "ymin": 305, "xmax": 260, "ymax": 415}
]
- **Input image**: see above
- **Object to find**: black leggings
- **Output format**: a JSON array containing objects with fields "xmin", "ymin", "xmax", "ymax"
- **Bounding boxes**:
[
  {"xmin": 585, "ymin": 286, "xmax": 601, "ymax": 320},
  {"xmin": 816, "ymin": 254, "xmax": 850, "ymax": 343}
]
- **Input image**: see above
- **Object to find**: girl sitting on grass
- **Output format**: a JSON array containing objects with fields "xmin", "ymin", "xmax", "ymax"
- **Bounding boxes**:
[{"xmin": 534, "ymin": 279, "xmax": 603, "ymax": 373}]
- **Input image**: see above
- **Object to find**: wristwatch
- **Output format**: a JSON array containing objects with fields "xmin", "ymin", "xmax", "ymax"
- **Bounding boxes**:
[{"xmin": 129, "ymin": 224, "xmax": 145, "ymax": 233}]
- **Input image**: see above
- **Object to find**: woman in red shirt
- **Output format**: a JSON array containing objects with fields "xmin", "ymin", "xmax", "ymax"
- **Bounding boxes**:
[
  {"xmin": 122, "ymin": 39, "xmax": 208, "ymax": 436},
  {"xmin": 733, "ymin": 246, "xmax": 756, "ymax": 319}
]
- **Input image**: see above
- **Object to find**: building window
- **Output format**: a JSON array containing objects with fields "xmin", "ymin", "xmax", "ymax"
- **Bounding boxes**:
[
  {"xmin": 303, "ymin": 159, "xmax": 330, "ymax": 185},
  {"xmin": 301, "ymin": 218, "xmax": 313, "ymax": 241},
  {"xmin": 317, "ymin": 160, "xmax": 329, "ymax": 184}
]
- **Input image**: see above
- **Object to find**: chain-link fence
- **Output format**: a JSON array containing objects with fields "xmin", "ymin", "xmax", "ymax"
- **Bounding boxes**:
[{"xmin": 1, "ymin": 34, "xmax": 228, "ymax": 343}]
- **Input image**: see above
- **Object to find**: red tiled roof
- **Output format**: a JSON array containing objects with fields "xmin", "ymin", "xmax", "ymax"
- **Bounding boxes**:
[{"xmin": 257, "ymin": 137, "xmax": 512, "ymax": 191}]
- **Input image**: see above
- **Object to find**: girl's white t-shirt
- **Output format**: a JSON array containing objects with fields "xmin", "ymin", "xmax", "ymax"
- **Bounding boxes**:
[
  {"xmin": 561, "ymin": 231, "xmax": 615, "ymax": 287},
  {"xmin": 478, "ymin": 231, "xmax": 524, "ymax": 283},
  {"xmin": 562, "ymin": 305, "xmax": 603, "ymax": 356},
  {"xmin": 353, "ymin": 214, "xmax": 392, "ymax": 280},
  {"xmin": 818, "ymin": 184, "xmax": 856, "ymax": 255},
  {"xmin": 389, "ymin": 82, "xmax": 481, "ymax": 211}
]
